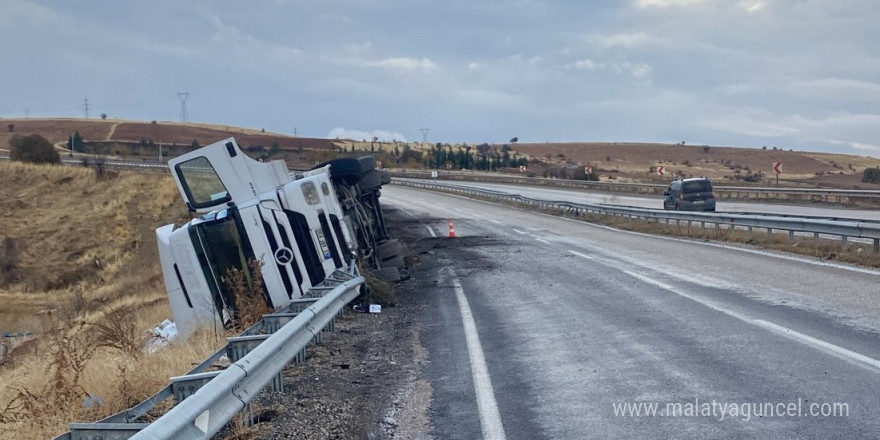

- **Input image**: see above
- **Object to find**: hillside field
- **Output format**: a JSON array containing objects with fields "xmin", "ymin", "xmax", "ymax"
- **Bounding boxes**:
[{"xmin": 4, "ymin": 118, "xmax": 880, "ymax": 188}]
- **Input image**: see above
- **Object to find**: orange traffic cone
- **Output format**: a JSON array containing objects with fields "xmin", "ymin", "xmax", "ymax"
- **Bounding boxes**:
[{"xmin": 448, "ymin": 219, "xmax": 456, "ymax": 238}]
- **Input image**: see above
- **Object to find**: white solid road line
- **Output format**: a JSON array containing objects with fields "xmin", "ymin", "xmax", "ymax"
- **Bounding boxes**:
[
  {"xmin": 490, "ymin": 219, "xmax": 502, "ymax": 225},
  {"xmin": 568, "ymin": 250, "xmax": 594, "ymax": 260},
  {"xmin": 535, "ymin": 238, "xmax": 550, "ymax": 244},
  {"xmin": 622, "ymin": 269, "xmax": 880, "ymax": 373},
  {"xmin": 512, "ymin": 229, "xmax": 526, "ymax": 235},
  {"xmin": 452, "ymin": 276, "xmax": 508, "ymax": 440},
  {"xmin": 426, "ymin": 225, "xmax": 437, "ymax": 238}
]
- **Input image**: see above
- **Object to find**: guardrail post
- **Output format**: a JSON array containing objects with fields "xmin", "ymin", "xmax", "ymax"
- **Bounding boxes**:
[
  {"xmin": 289, "ymin": 298, "xmax": 320, "ymax": 313},
  {"xmin": 874, "ymin": 238, "xmax": 879, "ymax": 253},
  {"xmin": 767, "ymin": 227, "xmax": 773, "ymax": 236},
  {"xmin": 227, "ymin": 335, "xmax": 285, "ymax": 393},
  {"xmin": 68, "ymin": 423, "xmax": 150, "ymax": 440},
  {"xmin": 263, "ymin": 312, "xmax": 300, "ymax": 334},
  {"xmin": 789, "ymin": 230, "xmax": 795, "ymax": 241},
  {"xmin": 170, "ymin": 371, "xmax": 223, "ymax": 403},
  {"xmin": 814, "ymin": 232, "xmax": 820, "ymax": 246},
  {"xmin": 747, "ymin": 225, "xmax": 753, "ymax": 232},
  {"xmin": 841, "ymin": 235, "xmax": 848, "ymax": 248}
]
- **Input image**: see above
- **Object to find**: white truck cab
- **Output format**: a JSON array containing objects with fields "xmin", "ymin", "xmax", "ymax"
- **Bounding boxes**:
[{"xmin": 158, "ymin": 138, "xmax": 355, "ymax": 335}]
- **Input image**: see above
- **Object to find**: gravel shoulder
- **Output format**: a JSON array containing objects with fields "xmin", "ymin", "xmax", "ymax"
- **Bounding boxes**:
[{"xmin": 230, "ymin": 206, "xmax": 439, "ymax": 440}]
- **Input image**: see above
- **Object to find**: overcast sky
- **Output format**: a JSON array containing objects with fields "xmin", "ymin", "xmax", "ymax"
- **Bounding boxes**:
[{"xmin": 2, "ymin": 0, "xmax": 879, "ymax": 155}]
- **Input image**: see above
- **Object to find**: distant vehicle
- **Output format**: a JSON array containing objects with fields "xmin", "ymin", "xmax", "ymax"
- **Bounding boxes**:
[{"xmin": 662, "ymin": 177, "xmax": 716, "ymax": 212}]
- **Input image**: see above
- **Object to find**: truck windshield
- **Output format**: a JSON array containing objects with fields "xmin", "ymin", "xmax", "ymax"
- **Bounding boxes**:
[
  {"xmin": 175, "ymin": 156, "xmax": 231, "ymax": 208},
  {"xmin": 189, "ymin": 209, "xmax": 259, "ymax": 321}
]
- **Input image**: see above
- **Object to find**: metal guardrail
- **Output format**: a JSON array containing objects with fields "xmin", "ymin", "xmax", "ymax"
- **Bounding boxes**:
[
  {"xmin": 53, "ymin": 268, "xmax": 365, "ymax": 440},
  {"xmin": 389, "ymin": 170, "xmax": 880, "ymax": 203},
  {"xmin": 393, "ymin": 179, "xmax": 880, "ymax": 253}
]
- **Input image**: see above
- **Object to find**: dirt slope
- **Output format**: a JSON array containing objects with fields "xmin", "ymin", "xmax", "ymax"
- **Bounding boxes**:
[{"xmin": 0, "ymin": 161, "xmax": 191, "ymax": 329}]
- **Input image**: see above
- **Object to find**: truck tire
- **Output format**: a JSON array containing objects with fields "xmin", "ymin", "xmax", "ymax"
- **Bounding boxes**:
[
  {"xmin": 313, "ymin": 158, "xmax": 363, "ymax": 186},
  {"xmin": 376, "ymin": 239, "xmax": 401, "ymax": 260},
  {"xmin": 358, "ymin": 156, "xmax": 376, "ymax": 172},
  {"xmin": 359, "ymin": 170, "xmax": 382, "ymax": 191},
  {"xmin": 371, "ymin": 267, "xmax": 401, "ymax": 283},
  {"xmin": 381, "ymin": 254, "xmax": 405, "ymax": 269}
]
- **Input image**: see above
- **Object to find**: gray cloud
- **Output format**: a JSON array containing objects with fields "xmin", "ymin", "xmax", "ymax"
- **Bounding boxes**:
[{"xmin": 1, "ymin": 0, "xmax": 878, "ymax": 155}]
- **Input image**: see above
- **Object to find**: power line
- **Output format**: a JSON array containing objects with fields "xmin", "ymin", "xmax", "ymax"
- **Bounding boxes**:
[
  {"xmin": 177, "ymin": 92, "xmax": 190, "ymax": 123},
  {"xmin": 83, "ymin": 98, "xmax": 90, "ymax": 118},
  {"xmin": 420, "ymin": 128, "xmax": 429, "ymax": 143}
]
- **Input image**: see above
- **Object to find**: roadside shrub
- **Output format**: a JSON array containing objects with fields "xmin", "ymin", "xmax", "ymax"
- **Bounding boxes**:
[
  {"xmin": 862, "ymin": 167, "xmax": 880, "ymax": 184},
  {"xmin": 9, "ymin": 134, "xmax": 60, "ymax": 164},
  {"xmin": 0, "ymin": 237, "xmax": 20, "ymax": 285}
]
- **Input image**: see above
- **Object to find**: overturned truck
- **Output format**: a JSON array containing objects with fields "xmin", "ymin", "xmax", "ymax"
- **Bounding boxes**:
[{"xmin": 156, "ymin": 138, "xmax": 401, "ymax": 335}]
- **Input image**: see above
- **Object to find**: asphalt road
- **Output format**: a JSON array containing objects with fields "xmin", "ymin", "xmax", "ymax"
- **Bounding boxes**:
[
  {"xmin": 381, "ymin": 184, "xmax": 880, "ymax": 439},
  {"xmin": 404, "ymin": 179, "xmax": 880, "ymax": 221}
]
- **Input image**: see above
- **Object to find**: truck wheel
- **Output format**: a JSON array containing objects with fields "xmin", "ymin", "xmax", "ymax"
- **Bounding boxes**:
[
  {"xmin": 358, "ymin": 156, "xmax": 376, "ymax": 172},
  {"xmin": 376, "ymin": 239, "xmax": 401, "ymax": 260},
  {"xmin": 313, "ymin": 158, "xmax": 363, "ymax": 186},
  {"xmin": 381, "ymin": 254, "xmax": 405, "ymax": 269},
  {"xmin": 360, "ymin": 170, "xmax": 382, "ymax": 191},
  {"xmin": 371, "ymin": 267, "xmax": 401, "ymax": 283}
]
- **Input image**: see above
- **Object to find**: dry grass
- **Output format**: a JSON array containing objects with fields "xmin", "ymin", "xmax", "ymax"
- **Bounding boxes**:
[
  {"xmin": 364, "ymin": 270, "xmax": 398, "ymax": 306},
  {"xmin": 0, "ymin": 299, "xmax": 226, "ymax": 439},
  {"xmin": 227, "ymin": 259, "xmax": 271, "ymax": 331},
  {"xmin": 0, "ymin": 161, "xmax": 213, "ymax": 439},
  {"xmin": 574, "ymin": 213, "xmax": 880, "ymax": 267}
]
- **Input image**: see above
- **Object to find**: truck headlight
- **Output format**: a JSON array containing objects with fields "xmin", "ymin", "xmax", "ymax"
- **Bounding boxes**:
[{"xmin": 301, "ymin": 182, "xmax": 320, "ymax": 205}]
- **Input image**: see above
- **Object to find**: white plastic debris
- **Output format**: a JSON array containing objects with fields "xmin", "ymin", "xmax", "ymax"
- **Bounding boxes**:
[
  {"xmin": 154, "ymin": 319, "xmax": 179, "ymax": 340},
  {"xmin": 369, "ymin": 304, "xmax": 382, "ymax": 314},
  {"xmin": 145, "ymin": 319, "xmax": 179, "ymax": 353}
]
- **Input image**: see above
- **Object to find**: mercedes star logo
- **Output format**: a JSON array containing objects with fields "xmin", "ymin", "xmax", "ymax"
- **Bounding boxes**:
[{"xmin": 274, "ymin": 247, "xmax": 294, "ymax": 265}]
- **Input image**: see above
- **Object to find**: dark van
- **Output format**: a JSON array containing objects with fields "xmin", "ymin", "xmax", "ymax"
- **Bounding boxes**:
[{"xmin": 663, "ymin": 177, "xmax": 716, "ymax": 212}]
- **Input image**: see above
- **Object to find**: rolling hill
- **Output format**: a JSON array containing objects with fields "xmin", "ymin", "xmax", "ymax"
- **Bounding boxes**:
[{"xmin": 3, "ymin": 118, "xmax": 880, "ymax": 188}]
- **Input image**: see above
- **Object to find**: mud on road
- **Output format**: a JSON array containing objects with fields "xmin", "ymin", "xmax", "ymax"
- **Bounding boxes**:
[{"xmin": 232, "ymin": 206, "xmax": 495, "ymax": 440}]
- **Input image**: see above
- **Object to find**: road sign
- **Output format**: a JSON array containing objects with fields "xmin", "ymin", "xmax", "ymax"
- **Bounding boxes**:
[
  {"xmin": 376, "ymin": 160, "xmax": 382, "ymax": 168},
  {"xmin": 519, "ymin": 165, "xmax": 527, "ymax": 172},
  {"xmin": 585, "ymin": 166, "xmax": 592, "ymax": 175},
  {"xmin": 657, "ymin": 166, "xmax": 665, "ymax": 176},
  {"xmin": 773, "ymin": 161, "xmax": 782, "ymax": 174}
]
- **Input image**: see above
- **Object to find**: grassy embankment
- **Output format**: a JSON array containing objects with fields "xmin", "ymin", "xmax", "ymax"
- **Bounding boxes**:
[{"xmin": 0, "ymin": 161, "xmax": 227, "ymax": 439}]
